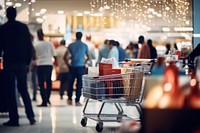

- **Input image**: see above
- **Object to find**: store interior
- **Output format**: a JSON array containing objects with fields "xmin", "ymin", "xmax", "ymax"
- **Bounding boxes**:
[{"xmin": 1, "ymin": 0, "xmax": 200, "ymax": 133}]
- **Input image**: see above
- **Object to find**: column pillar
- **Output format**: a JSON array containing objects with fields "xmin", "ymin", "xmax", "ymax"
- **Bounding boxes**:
[{"xmin": 193, "ymin": 0, "xmax": 200, "ymax": 48}]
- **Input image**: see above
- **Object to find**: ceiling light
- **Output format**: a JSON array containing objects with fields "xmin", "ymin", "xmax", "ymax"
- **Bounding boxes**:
[
  {"xmin": 148, "ymin": 8, "xmax": 154, "ymax": 12},
  {"xmin": 152, "ymin": 12, "xmax": 157, "ymax": 15},
  {"xmin": 77, "ymin": 12, "xmax": 83, "ymax": 16},
  {"xmin": 57, "ymin": 10, "xmax": 64, "ymax": 14},
  {"xmin": 99, "ymin": 7, "xmax": 104, "ymax": 12},
  {"xmin": 42, "ymin": 16, "xmax": 47, "ymax": 19},
  {"xmin": 40, "ymin": 8, "xmax": 47, "ymax": 14},
  {"xmin": 165, "ymin": 7, "xmax": 170, "ymax": 10},
  {"xmin": 15, "ymin": 3, "xmax": 21, "ymax": 7},
  {"xmin": 28, "ymin": 2, "xmax": 31, "ymax": 5},
  {"xmin": 104, "ymin": 5, "xmax": 110, "ymax": 9},
  {"xmin": 6, "ymin": 2, "xmax": 13, "ymax": 6},
  {"xmin": 162, "ymin": 27, "xmax": 170, "ymax": 32},
  {"xmin": 157, "ymin": 14, "xmax": 162, "ymax": 17},
  {"xmin": 31, "ymin": 0, "xmax": 36, "ymax": 2},
  {"xmin": 36, "ymin": 18, "xmax": 44, "ymax": 23},
  {"xmin": 84, "ymin": 11, "xmax": 90, "ymax": 14},
  {"xmin": 174, "ymin": 27, "xmax": 193, "ymax": 32},
  {"xmin": 32, "ymin": 8, "xmax": 34, "ymax": 11},
  {"xmin": 23, "ymin": 0, "xmax": 26, "ymax": 1},
  {"xmin": 185, "ymin": 20, "xmax": 190, "ymax": 25},
  {"xmin": 35, "ymin": 12, "xmax": 40, "ymax": 16},
  {"xmin": 148, "ymin": 15, "xmax": 153, "ymax": 18}
]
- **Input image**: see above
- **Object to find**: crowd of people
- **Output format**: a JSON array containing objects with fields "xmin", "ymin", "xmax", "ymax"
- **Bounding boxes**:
[{"xmin": 0, "ymin": 6, "xmax": 199, "ymax": 127}]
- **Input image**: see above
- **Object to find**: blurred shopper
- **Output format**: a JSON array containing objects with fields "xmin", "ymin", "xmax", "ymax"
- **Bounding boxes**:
[
  {"xmin": 133, "ymin": 44, "xmax": 139, "ymax": 58},
  {"xmin": 34, "ymin": 29, "xmax": 57, "ymax": 107},
  {"xmin": 174, "ymin": 43, "xmax": 178, "ymax": 50},
  {"xmin": 147, "ymin": 39, "xmax": 157, "ymax": 59},
  {"xmin": 108, "ymin": 40, "xmax": 119, "ymax": 62},
  {"xmin": 151, "ymin": 57, "xmax": 165, "ymax": 75},
  {"xmin": 137, "ymin": 36, "xmax": 150, "ymax": 59},
  {"xmin": 0, "ymin": 6, "xmax": 35, "ymax": 126},
  {"xmin": 97, "ymin": 39, "xmax": 110, "ymax": 64},
  {"xmin": 116, "ymin": 41, "xmax": 126, "ymax": 62},
  {"xmin": 85, "ymin": 35, "xmax": 96, "ymax": 67},
  {"xmin": 64, "ymin": 32, "xmax": 89, "ymax": 106},
  {"xmin": 165, "ymin": 43, "xmax": 171, "ymax": 55},
  {"xmin": 188, "ymin": 43, "xmax": 200, "ymax": 63},
  {"xmin": 125, "ymin": 42, "xmax": 134, "ymax": 58},
  {"xmin": 56, "ymin": 39, "xmax": 69, "ymax": 100}
]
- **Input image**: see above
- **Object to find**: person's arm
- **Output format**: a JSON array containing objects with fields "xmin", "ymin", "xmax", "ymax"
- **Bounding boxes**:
[
  {"xmin": 32, "ymin": 45, "xmax": 36, "ymax": 60},
  {"xmin": 97, "ymin": 49, "xmax": 102, "ymax": 64},
  {"xmin": 63, "ymin": 49, "xmax": 70, "ymax": 67},
  {"xmin": 50, "ymin": 42, "xmax": 57, "ymax": 66},
  {"xmin": 25, "ymin": 26, "xmax": 33, "ymax": 66},
  {"xmin": 85, "ymin": 53, "xmax": 90, "ymax": 65},
  {"xmin": 85, "ymin": 45, "xmax": 90, "ymax": 65}
]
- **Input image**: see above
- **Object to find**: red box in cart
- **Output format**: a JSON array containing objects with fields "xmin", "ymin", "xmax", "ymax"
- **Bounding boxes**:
[
  {"xmin": 99, "ymin": 63, "xmax": 112, "ymax": 70},
  {"xmin": 112, "ymin": 68, "xmax": 121, "ymax": 74},
  {"xmin": 99, "ymin": 63, "xmax": 112, "ymax": 76},
  {"xmin": 99, "ymin": 70, "xmax": 112, "ymax": 76}
]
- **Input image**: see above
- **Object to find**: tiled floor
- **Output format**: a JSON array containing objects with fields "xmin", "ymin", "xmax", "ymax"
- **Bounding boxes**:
[{"xmin": 0, "ymin": 92, "xmax": 140, "ymax": 133}]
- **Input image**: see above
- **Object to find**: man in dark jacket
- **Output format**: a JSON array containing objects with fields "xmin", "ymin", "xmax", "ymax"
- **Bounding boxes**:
[
  {"xmin": 0, "ymin": 6, "xmax": 35, "ymax": 126},
  {"xmin": 147, "ymin": 39, "xmax": 157, "ymax": 59},
  {"xmin": 188, "ymin": 43, "xmax": 200, "ymax": 63}
]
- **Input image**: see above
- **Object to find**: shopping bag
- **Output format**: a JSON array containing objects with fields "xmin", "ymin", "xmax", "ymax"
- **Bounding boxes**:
[{"xmin": 122, "ymin": 69, "xmax": 143, "ymax": 101}]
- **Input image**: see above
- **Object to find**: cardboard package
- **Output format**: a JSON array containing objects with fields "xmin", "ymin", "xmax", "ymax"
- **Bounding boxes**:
[{"xmin": 99, "ymin": 63, "xmax": 112, "ymax": 76}]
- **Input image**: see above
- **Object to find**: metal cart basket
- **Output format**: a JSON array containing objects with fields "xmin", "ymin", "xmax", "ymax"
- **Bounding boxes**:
[
  {"xmin": 121, "ymin": 58, "xmax": 155, "ymax": 75},
  {"xmin": 80, "ymin": 69, "xmax": 144, "ymax": 132}
]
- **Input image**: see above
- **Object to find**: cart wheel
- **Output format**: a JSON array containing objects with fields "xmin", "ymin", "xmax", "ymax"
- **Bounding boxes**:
[
  {"xmin": 81, "ymin": 117, "xmax": 87, "ymax": 127},
  {"xmin": 96, "ymin": 122, "xmax": 103, "ymax": 132},
  {"xmin": 117, "ymin": 116, "xmax": 122, "ymax": 123}
]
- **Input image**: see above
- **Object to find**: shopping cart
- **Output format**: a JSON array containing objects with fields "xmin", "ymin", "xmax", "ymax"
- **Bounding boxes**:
[{"xmin": 80, "ymin": 69, "xmax": 144, "ymax": 132}]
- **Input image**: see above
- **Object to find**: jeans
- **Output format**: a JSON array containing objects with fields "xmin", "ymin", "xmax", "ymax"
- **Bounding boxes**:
[
  {"xmin": 37, "ymin": 65, "xmax": 52, "ymax": 105},
  {"xmin": 68, "ymin": 66, "xmax": 85, "ymax": 103},
  {"xmin": 31, "ymin": 66, "xmax": 38, "ymax": 100},
  {"xmin": 4, "ymin": 65, "xmax": 35, "ymax": 122},
  {"xmin": 59, "ymin": 72, "xmax": 69, "ymax": 97}
]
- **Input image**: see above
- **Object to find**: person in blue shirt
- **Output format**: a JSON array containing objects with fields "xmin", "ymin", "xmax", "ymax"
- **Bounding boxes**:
[
  {"xmin": 64, "ymin": 32, "xmax": 90, "ymax": 106},
  {"xmin": 115, "ymin": 41, "xmax": 126, "ymax": 62}
]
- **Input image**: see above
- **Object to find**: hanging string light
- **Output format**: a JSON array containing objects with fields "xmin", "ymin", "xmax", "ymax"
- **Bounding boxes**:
[{"xmin": 90, "ymin": 0, "xmax": 191, "ymax": 29}]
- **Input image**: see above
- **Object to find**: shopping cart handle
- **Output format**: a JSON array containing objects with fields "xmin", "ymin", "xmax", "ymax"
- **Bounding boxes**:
[{"xmin": 124, "ymin": 58, "xmax": 155, "ymax": 62}]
